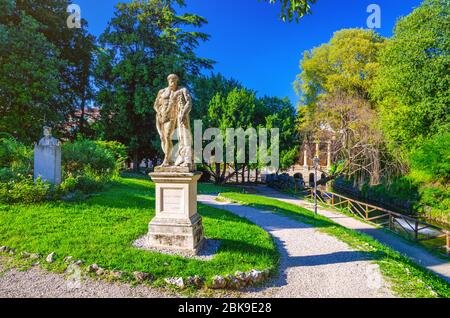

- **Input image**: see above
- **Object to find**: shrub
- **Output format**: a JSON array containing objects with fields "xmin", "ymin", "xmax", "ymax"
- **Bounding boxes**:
[
  {"xmin": 362, "ymin": 177, "xmax": 419, "ymax": 203},
  {"xmin": 407, "ymin": 133, "xmax": 450, "ymax": 223},
  {"xmin": 0, "ymin": 177, "xmax": 52, "ymax": 204},
  {"xmin": 62, "ymin": 139, "xmax": 117, "ymax": 180},
  {"xmin": 409, "ymin": 132, "xmax": 450, "ymax": 184},
  {"xmin": 415, "ymin": 185, "xmax": 450, "ymax": 224},
  {"xmin": 75, "ymin": 174, "xmax": 105, "ymax": 193},
  {"xmin": 334, "ymin": 176, "xmax": 418, "ymax": 213},
  {"xmin": 95, "ymin": 140, "xmax": 127, "ymax": 172},
  {"xmin": 58, "ymin": 175, "xmax": 78, "ymax": 194},
  {"xmin": 0, "ymin": 168, "xmax": 15, "ymax": 182},
  {"xmin": 0, "ymin": 138, "xmax": 33, "ymax": 181},
  {"xmin": 0, "ymin": 139, "xmax": 125, "ymax": 204}
]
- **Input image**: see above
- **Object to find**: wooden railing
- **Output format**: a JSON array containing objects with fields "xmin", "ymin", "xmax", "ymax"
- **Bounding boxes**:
[{"xmin": 306, "ymin": 188, "xmax": 450, "ymax": 255}]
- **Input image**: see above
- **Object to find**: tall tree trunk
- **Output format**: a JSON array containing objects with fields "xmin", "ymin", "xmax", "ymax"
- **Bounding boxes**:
[
  {"xmin": 370, "ymin": 149, "xmax": 381, "ymax": 186},
  {"xmin": 79, "ymin": 55, "xmax": 91, "ymax": 138},
  {"xmin": 220, "ymin": 164, "xmax": 227, "ymax": 184},
  {"xmin": 215, "ymin": 163, "xmax": 221, "ymax": 184},
  {"xmin": 79, "ymin": 92, "xmax": 86, "ymax": 137},
  {"xmin": 133, "ymin": 154, "xmax": 140, "ymax": 173}
]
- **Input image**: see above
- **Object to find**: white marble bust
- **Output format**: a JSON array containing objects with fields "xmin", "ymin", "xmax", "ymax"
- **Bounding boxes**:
[{"xmin": 38, "ymin": 126, "xmax": 60, "ymax": 146}]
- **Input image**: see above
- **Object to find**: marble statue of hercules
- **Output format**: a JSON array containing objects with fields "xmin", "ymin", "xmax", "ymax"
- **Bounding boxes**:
[{"xmin": 154, "ymin": 74, "xmax": 193, "ymax": 168}]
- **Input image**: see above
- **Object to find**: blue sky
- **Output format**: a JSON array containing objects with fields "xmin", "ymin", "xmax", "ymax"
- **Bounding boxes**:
[{"xmin": 76, "ymin": 0, "xmax": 423, "ymax": 105}]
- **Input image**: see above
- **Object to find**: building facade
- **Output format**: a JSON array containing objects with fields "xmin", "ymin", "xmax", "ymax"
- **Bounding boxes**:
[{"xmin": 289, "ymin": 139, "xmax": 333, "ymax": 187}]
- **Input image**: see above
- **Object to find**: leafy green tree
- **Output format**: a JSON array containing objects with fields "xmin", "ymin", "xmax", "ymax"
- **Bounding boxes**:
[
  {"xmin": 206, "ymin": 88, "xmax": 257, "ymax": 183},
  {"xmin": 0, "ymin": 0, "xmax": 96, "ymax": 142},
  {"xmin": 295, "ymin": 29, "xmax": 385, "ymax": 107},
  {"xmin": 409, "ymin": 132, "xmax": 450, "ymax": 185},
  {"xmin": 191, "ymin": 73, "xmax": 241, "ymax": 120},
  {"xmin": 205, "ymin": 90, "xmax": 297, "ymax": 183},
  {"xmin": 67, "ymin": 26, "xmax": 96, "ymax": 139},
  {"xmin": 0, "ymin": 3, "xmax": 64, "ymax": 143},
  {"xmin": 408, "ymin": 132, "xmax": 450, "ymax": 224},
  {"xmin": 191, "ymin": 73, "xmax": 242, "ymax": 183},
  {"xmin": 263, "ymin": 0, "xmax": 317, "ymax": 22},
  {"xmin": 208, "ymin": 88, "xmax": 257, "ymax": 132},
  {"xmin": 263, "ymin": 97, "xmax": 298, "ymax": 171},
  {"xmin": 94, "ymin": 0, "xmax": 213, "ymax": 169},
  {"xmin": 371, "ymin": 0, "xmax": 450, "ymax": 154},
  {"xmin": 12, "ymin": 0, "xmax": 97, "ymax": 134},
  {"xmin": 294, "ymin": 29, "xmax": 387, "ymax": 185},
  {"xmin": 0, "ymin": 137, "xmax": 33, "ymax": 181}
]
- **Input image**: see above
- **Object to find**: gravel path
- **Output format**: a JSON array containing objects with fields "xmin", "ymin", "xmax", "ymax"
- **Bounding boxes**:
[
  {"xmin": 199, "ymin": 195, "xmax": 395, "ymax": 298},
  {"xmin": 253, "ymin": 186, "xmax": 450, "ymax": 284},
  {"xmin": 0, "ymin": 258, "xmax": 171, "ymax": 298}
]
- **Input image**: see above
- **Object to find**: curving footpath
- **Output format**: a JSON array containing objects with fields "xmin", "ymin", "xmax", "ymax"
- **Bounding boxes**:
[
  {"xmin": 250, "ymin": 186, "xmax": 450, "ymax": 284},
  {"xmin": 199, "ymin": 195, "xmax": 395, "ymax": 298}
]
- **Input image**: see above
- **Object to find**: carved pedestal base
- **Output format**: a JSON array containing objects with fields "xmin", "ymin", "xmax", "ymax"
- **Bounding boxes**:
[
  {"xmin": 147, "ymin": 171, "xmax": 204, "ymax": 254},
  {"xmin": 34, "ymin": 144, "xmax": 61, "ymax": 185}
]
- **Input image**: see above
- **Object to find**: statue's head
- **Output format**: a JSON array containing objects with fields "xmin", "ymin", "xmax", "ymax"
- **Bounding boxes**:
[
  {"xmin": 167, "ymin": 74, "xmax": 179, "ymax": 90},
  {"xmin": 43, "ymin": 126, "xmax": 52, "ymax": 138}
]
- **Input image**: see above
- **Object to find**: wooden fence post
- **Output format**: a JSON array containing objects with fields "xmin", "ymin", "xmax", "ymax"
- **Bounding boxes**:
[
  {"xmin": 389, "ymin": 214, "xmax": 394, "ymax": 231},
  {"xmin": 447, "ymin": 231, "xmax": 450, "ymax": 255},
  {"xmin": 414, "ymin": 220, "xmax": 419, "ymax": 240}
]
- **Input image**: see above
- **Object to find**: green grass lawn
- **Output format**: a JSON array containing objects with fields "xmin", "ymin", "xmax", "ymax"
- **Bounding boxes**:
[
  {"xmin": 2, "ymin": 174, "xmax": 449, "ymax": 297},
  {"xmin": 0, "ymin": 176, "xmax": 278, "ymax": 287},
  {"xmin": 219, "ymin": 192, "xmax": 450, "ymax": 298}
]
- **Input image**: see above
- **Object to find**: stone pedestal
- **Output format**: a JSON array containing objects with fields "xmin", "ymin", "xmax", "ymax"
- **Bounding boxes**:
[
  {"xmin": 34, "ymin": 144, "xmax": 61, "ymax": 185},
  {"xmin": 147, "ymin": 171, "xmax": 204, "ymax": 254}
]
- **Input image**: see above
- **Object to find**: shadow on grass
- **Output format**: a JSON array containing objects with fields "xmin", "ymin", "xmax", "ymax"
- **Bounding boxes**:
[
  {"xmin": 70, "ymin": 179, "xmax": 156, "ymax": 210},
  {"xmin": 214, "ymin": 238, "xmax": 278, "ymax": 258},
  {"xmin": 85, "ymin": 194, "xmax": 155, "ymax": 210}
]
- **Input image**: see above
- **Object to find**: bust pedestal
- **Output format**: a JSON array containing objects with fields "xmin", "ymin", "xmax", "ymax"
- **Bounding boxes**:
[
  {"xmin": 147, "ymin": 170, "xmax": 204, "ymax": 254},
  {"xmin": 34, "ymin": 144, "xmax": 61, "ymax": 185}
]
